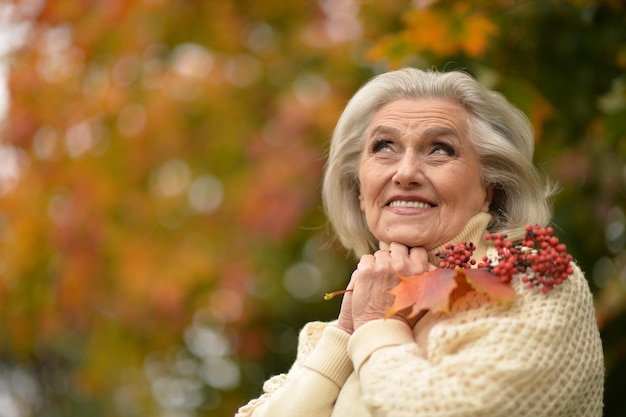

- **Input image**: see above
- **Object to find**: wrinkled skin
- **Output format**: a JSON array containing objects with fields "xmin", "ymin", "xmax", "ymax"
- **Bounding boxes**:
[{"xmin": 336, "ymin": 243, "xmax": 437, "ymax": 333}]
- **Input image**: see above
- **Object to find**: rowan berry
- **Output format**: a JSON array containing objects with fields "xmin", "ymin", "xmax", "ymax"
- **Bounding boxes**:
[
  {"xmin": 435, "ymin": 241, "xmax": 476, "ymax": 269},
  {"xmin": 481, "ymin": 225, "xmax": 572, "ymax": 292},
  {"xmin": 435, "ymin": 226, "xmax": 572, "ymax": 293}
]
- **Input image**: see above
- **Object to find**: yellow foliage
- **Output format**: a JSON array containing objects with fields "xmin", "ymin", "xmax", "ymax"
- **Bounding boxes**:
[
  {"xmin": 371, "ymin": 2, "xmax": 499, "ymax": 64},
  {"xmin": 404, "ymin": 9, "xmax": 455, "ymax": 56},
  {"xmin": 461, "ymin": 12, "xmax": 499, "ymax": 57}
]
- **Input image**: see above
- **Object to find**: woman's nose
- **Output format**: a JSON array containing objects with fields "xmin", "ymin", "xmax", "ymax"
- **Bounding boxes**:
[{"xmin": 392, "ymin": 153, "xmax": 424, "ymax": 188}]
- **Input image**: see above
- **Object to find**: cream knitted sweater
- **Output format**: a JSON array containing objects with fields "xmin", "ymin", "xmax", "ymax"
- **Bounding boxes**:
[{"xmin": 236, "ymin": 213, "xmax": 605, "ymax": 417}]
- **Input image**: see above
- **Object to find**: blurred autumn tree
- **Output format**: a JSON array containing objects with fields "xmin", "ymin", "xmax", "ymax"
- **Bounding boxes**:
[{"xmin": 0, "ymin": 0, "xmax": 624, "ymax": 416}]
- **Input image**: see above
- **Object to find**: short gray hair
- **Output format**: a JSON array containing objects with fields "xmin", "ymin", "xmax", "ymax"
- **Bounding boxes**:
[{"xmin": 322, "ymin": 68, "xmax": 554, "ymax": 257}]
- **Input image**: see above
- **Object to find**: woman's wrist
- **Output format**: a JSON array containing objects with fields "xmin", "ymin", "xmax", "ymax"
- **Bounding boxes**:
[
  {"xmin": 335, "ymin": 321, "xmax": 354, "ymax": 335},
  {"xmin": 348, "ymin": 319, "xmax": 416, "ymax": 373}
]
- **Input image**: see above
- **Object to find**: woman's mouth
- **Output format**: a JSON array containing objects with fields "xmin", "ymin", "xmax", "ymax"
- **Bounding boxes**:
[{"xmin": 387, "ymin": 200, "xmax": 435, "ymax": 209}]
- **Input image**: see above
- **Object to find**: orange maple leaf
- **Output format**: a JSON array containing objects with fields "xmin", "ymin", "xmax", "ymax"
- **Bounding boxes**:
[
  {"xmin": 386, "ymin": 267, "xmax": 514, "ymax": 318},
  {"xmin": 462, "ymin": 268, "xmax": 515, "ymax": 306}
]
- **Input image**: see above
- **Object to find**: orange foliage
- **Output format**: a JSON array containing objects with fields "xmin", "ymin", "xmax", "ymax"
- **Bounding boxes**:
[{"xmin": 369, "ymin": 1, "xmax": 499, "ymax": 65}]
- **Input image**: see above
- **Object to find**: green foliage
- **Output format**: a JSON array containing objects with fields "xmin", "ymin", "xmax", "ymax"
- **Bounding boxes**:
[{"xmin": 0, "ymin": 0, "xmax": 624, "ymax": 416}]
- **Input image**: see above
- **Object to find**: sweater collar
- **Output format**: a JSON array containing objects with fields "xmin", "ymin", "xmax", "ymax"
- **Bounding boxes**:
[{"xmin": 378, "ymin": 212, "xmax": 492, "ymax": 266}]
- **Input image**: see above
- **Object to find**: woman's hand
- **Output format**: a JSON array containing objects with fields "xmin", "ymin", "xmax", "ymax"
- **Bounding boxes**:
[{"xmin": 337, "ymin": 243, "xmax": 436, "ymax": 334}]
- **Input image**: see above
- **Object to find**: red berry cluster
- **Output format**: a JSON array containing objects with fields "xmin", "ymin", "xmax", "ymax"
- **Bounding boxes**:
[
  {"xmin": 435, "ymin": 225, "xmax": 573, "ymax": 293},
  {"xmin": 483, "ymin": 225, "xmax": 573, "ymax": 293},
  {"xmin": 436, "ymin": 241, "xmax": 477, "ymax": 269}
]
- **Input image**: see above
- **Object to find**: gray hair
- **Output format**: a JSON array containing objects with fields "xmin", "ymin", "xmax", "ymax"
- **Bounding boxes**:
[{"xmin": 322, "ymin": 68, "xmax": 554, "ymax": 257}]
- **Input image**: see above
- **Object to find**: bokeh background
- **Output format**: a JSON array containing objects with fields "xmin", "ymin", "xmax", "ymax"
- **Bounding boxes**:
[{"xmin": 0, "ymin": 0, "xmax": 624, "ymax": 416}]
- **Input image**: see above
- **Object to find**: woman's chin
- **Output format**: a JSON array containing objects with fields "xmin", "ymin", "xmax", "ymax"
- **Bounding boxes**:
[{"xmin": 379, "ymin": 237, "xmax": 440, "ymax": 251}]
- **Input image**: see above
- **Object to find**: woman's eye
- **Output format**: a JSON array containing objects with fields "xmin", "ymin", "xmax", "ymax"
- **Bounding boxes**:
[
  {"xmin": 431, "ymin": 143, "xmax": 455, "ymax": 156},
  {"xmin": 372, "ymin": 139, "xmax": 392, "ymax": 153}
]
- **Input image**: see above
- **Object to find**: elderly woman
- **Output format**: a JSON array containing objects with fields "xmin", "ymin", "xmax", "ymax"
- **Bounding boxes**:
[{"xmin": 236, "ymin": 68, "xmax": 604, "ymax": 417}]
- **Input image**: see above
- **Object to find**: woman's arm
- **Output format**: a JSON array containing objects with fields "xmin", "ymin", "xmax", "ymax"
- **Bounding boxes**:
[
  {"xmin": 235, "ymin": 323, "xmax": 353, "ymax": 417},
  {"xmin": 347, "ymin": 264, "xmax": 604, "ymax": 417}
]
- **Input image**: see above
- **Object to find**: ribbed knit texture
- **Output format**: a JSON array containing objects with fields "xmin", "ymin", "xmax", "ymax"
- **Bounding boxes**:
[
  {"xmin": 302, "ymin": 326, "xmax": 353, "ymax": 386},
  {"xmin": 235, "ymin": 213, "xmax": 604, "ymax": 417}
]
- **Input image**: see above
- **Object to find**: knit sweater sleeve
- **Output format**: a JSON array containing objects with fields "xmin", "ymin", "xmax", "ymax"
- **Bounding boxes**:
[
  {"xmin": 235, "ymin": 321, "xmax": 353, "ymax": 417},
  {"xmin": 348, "ymin": 263, "xmax": 605, "ymax": 417}
]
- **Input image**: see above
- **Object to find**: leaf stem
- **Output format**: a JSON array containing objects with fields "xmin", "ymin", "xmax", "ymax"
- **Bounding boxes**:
[{"xmin": 323, "ymin": 289, "xmax": 353, "ymax": 300}]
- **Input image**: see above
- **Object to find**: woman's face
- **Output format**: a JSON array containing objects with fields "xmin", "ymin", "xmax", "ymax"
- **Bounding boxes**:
[{"xmin": 358, "ymin": 98, "xmax": 492, "ymax": 250}]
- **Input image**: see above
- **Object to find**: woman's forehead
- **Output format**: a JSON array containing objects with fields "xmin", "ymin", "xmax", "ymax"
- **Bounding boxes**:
[{"xmin": 367, "ymin": 98, "xmax": 469, "ymax": 137}]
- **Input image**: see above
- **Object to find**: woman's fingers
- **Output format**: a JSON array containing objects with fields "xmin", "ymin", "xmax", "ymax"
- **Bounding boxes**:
[
  {"xmin": 408, "ymin": 246, "xmax": 429, "ymax": 273},
  {"xmin": 348, "ymin": 244, "xmax": 436, "ymax": 331},
  {"xmin": 350, "ymin": 251, "xmax": 400, "ymax": 329},
  {"xmin": 356, "ymin": 254, "xmax": 375, "ymax": 270},
  {"xmin": 386, "ymin": 243, "xmax": 429, "ymax": 276}
]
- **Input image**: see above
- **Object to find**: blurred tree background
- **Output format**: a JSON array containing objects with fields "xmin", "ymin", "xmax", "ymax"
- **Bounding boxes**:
[{"xmin": 0, "ymin": 0, "xmax": 624, "ymax": 416}]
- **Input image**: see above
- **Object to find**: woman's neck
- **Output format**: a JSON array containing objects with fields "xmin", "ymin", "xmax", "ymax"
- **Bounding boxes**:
[
  {"xmin": 426, "ymin": 212, "xmax": 492, "ymax": 266},
  {"xmin": 378, "ymin": 212, "xmax": 492, "ymax": 266}
]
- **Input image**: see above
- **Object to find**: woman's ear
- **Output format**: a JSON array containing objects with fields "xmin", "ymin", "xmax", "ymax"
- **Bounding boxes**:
[
  {"xmin": 482, "ymin": 185, "xmax": 494, "ymax": 213},
  {"xmin": 358, "ymin": 194, "xmax": 365, "ymax": 212}
]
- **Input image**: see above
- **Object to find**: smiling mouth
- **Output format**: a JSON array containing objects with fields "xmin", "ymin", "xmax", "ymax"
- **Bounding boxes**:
[{"xmin": 387, "ymin": 200, "xmax": 435, "ymax": 209}]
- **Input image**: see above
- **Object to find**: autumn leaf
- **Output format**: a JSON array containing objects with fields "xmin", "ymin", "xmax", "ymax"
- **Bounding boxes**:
[
  {"xmin": 387, "ymin": 267, "xmax": 515, "ymax": 318},
  {"xmin": 386, "ymin": 268, "xmax": 458, "ymax": 318},
  {"xmin": 462, "ymin": 269, "xmax": 515, "ymax": 306}
]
